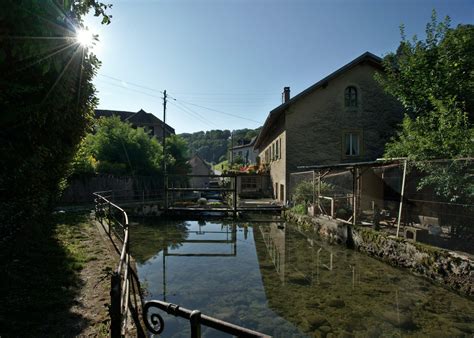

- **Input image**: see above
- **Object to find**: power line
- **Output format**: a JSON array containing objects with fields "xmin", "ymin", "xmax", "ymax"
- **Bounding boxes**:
[
  {"xmin": 168, "ymin": 96, "xmax": 219, "ymax": 127},
  {"xmin": 169, "ymin": 100, "xmax": 218, "ymax": 128},
  {"xmin": 97, "ymin": 79, "xmax": 163, "ymax": 100},
  {"xmin": 96, "ymin": 73, "xmax": 265, "ymax": 125},
  {"xmin": 98, "ymin": 73, "xmax": 164, "ymax": 94},
  {"xmin": 168, "ymin": 93, "xmax": 263, "ymax": 125}
]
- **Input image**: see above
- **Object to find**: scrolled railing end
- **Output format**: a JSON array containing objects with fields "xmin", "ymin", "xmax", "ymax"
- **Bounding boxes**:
[{"xmin": 143, "ymin": 301, "xmax": 165, "ymax": 334}]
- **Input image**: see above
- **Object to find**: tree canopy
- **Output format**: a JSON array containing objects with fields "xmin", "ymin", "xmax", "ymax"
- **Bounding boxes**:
[
  {"xmin": 72, "ymin": 117, "xmax": 190, "ymax": 177},
  {"xmin": 377, "ymin": 12, "xmax": 473, "ymax": 203},
  {"xmin": 0, "ymin": 1, "xmax": 111, "ymax": 235}
]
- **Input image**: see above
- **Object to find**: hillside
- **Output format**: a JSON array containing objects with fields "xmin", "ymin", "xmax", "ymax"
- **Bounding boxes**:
[{"xmin": 179, "ymin": 128, "xmax": 261, "ymax": 164}]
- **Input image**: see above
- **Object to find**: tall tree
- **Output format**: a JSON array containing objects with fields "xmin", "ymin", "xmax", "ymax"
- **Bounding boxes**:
[
  {"xmin": 377, "ymin": 12, "xmax": 473, "ymax": 236},
  {"xmin": 378, "ymin": 13, "xmax": 474, "ymax": 122},
  {"xmin": 0, "ymin": 1, "xmax": 111, "ymax": 236}
]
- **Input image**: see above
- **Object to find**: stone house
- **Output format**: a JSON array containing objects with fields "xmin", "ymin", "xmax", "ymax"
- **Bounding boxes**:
[
  {"xmin": 95, "ymin": 108, "xmax": 175, "ymax": 140},
  {"xmin": 254, "ymin": 52, "xmax": 403, "ymax": 202},
  {"xmin": 230, "ymin": 137, "xmax": 258, "ymax": 165}
]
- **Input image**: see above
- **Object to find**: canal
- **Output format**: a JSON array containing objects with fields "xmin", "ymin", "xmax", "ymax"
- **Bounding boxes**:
[{"xmin": 131, "ymin": 218, "xmax": 474, "ymax": 337}]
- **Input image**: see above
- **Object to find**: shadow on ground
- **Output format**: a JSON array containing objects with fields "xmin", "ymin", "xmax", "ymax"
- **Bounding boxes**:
[{"xmin": 0, "ymin": 212, "xmax": 92, "ymax": 336}]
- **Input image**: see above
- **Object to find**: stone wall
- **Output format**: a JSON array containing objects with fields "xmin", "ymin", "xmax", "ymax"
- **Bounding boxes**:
[{"xmin": 284, "ymin": 210, "xmax": 474, "ymax": 297}]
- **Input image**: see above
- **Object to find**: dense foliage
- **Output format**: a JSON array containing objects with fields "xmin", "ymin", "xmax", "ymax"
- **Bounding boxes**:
[
  {"xmin": 72, "ymin": 117, "xmax": 190, "ymax": 177},
  {"xmin": 377, "ymin": 12, "xmax": 474, "ymax": 203},
  {"xmin": 179, "ymin": 127, "xmax": 261, "ymax": 163},
  {"xmin": 0, "ymin": 1, "xmax": 111, "ymax": 236}
]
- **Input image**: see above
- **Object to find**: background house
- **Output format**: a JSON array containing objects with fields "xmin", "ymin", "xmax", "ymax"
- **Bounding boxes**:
[
  {"xmin": 230, "ymin": 137, "xmax": 258, "ymax": 165},
  {"xmin": 187, "ymin": 154, "xmax": 213, "ymax": 188},
  {"xmin": 254, "ymin": 52, "xmax": 403, "ymax": 202},
  {"xmin": 95, "ymin": 109, "xmax": 175, "ymax": 140}
]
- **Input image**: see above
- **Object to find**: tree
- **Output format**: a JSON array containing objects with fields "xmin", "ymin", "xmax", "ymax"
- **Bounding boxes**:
[
  {"xmin": 377, "ymin": 12, "xmax": 474, "ymax": 201},
  {"xmin": 75, "ymin": 117, "xmax": 164, "ymax": 176},
  {"xmin": 165, "ymin": 134, "xmax": 191, "ymax": 185},
  {"xmin": 377, "ymin": 13, "xmax": 474, "ymax": 121},
  {"xmin": 0, "ymin": 1, "xmax": 111, "ymax": 235},
  {"xmin": 377, "ymin": 12, "xmax": 473, "ymax": 238},
  {"xmin": 72, "ymin": 118, "xmax": 192, "ymax": 179}
]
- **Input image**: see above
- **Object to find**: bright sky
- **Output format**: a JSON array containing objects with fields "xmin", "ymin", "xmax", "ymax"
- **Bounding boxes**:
[{"xmin": 85, "ymin": 0, "xmax": 473, "ymax": 134}]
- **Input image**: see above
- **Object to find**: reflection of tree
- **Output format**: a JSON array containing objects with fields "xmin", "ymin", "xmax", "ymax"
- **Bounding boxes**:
[{"xmin": 130, "ymin": 219, "xmax": 190, "ymax": 264}]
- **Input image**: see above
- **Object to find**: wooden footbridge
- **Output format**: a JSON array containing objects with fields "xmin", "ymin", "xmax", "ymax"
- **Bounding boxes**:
[
  {"xmin": 99, "ymin": 173, "xmax": 284, "ymax": 217},
  {"xmin": 166, "ymin": 174, "xmax": 284, "ymax": 217}
]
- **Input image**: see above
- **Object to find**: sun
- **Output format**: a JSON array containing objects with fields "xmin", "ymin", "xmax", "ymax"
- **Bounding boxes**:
[{"xmin": 76, "ymin": 28, "xmax": 95, "ymax": 48}]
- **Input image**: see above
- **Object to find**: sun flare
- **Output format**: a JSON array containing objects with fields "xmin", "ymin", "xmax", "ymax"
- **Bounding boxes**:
[{"xmin": 76, "ymin": 28, "xmax": 95, "ymax": 48}]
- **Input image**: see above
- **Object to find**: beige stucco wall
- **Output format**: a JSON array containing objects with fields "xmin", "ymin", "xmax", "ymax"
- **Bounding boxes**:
[{"xmin": 258, "ymin": 130, "xmax": 286, "ymax": 201}]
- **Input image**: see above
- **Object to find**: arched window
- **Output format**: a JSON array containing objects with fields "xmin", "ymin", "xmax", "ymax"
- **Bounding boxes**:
[{"xmin": 345, "ymin": 86, "xmax": 358, "ymax": 107}]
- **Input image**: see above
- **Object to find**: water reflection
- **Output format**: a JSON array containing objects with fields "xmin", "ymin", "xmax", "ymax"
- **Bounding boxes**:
[
  {"xmin": 133, "ymin": 219, "xmax": 474, "ymax": 337},
  {"xmin": 254, "ymin": 222, "xmax": 474, "ymax": 336}
]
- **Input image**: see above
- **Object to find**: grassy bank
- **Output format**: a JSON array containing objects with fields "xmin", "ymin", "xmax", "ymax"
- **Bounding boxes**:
[{"xmin": 0, "ymin": 211, "xmax": 113, "ymax": 336}]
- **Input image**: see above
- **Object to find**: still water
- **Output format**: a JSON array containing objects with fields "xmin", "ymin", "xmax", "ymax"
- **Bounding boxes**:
[{"xmin": 131, "ymin": 219, "xmax": 474, "ymax": 337}]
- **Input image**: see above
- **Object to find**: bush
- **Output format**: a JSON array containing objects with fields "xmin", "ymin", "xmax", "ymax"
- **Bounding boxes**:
[
  {"xmin": 292, "ymin": 180, "xmax": 334, "ymax": 205},
  {"xmin": 291, "ymin": 204, "xmax": 307, "ymax": 215}
]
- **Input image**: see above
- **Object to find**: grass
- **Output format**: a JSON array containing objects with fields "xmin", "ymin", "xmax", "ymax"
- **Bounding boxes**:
[
  {"xmin": 213, "ymin": 159, "xmax": 229, "ymax": 171},
  {"xmin": 0, "ymin": 211, "xmax": 97, "ymax": 336}
]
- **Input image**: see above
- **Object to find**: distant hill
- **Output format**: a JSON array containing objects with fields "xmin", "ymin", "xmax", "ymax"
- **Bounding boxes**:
[{"xmin": 179, "ymin": 127, "xmax": 261, "ymax": 164}]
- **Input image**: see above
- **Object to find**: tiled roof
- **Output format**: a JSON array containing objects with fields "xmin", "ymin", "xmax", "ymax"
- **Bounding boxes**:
[{"xmin": 94, "ymin": 109, "xmax": 175, "ymax": 134}]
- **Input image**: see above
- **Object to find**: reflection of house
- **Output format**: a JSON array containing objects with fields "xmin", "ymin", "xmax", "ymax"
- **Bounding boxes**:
[
  {"xmin": 259, "ymin": 223, "xmax": 287, "ymax": 282},
  {"xmin": 95, "ymin": 109, "xmax": 175, "ymax": 140},
  {"xmin": 187, "ymin": 155, "xmax": 213, "ymax": 188},
  {"xmin": 230, "ymin": 137, "xmax": 258, "ymax": 165},
  {"xmin": 254, "ymin": 52, "xmax": 403, "ymax": 202}
]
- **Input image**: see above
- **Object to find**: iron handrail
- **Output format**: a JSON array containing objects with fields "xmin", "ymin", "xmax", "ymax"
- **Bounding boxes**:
[
  {"xmin": 143, "ymin": 300, "xmax": 270, "ymax": 338},
  {"xmin": 93, "ymin": 192, "xmax": 137, "ymax": 337}
]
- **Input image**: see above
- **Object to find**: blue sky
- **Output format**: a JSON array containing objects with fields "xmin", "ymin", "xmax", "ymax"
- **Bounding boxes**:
[{"xmin": 85, "ymin": 0, "xmax": 473, "ymax": 134}]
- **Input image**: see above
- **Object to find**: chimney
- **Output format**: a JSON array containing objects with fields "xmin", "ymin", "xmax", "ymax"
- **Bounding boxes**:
[{"xmin": 282, "ymin": 87, "xmax": 290, "ymax": 103}]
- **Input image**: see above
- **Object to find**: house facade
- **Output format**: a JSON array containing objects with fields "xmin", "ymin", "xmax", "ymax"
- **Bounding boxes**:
[
  {"xmin": 254, "ymin": 52, "xmax": 403, "ymax": 202},
  {"xmin": 230, "ymin": 137, "xmax": 258, "ymax": 165},
  {"xmin": 187, "ymin": 154, "xmax": 213, "ymax": 188},
  {"xmin": 95, "ymin": 109, "xmax": 175, "ymax": 140}
]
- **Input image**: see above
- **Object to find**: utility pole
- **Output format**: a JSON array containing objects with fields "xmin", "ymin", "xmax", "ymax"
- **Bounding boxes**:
[
  {"xmin": 162, "ymin": 90, "xmax": 167, "ymax": 209},
  {"xmin": 230, "ymin": 130, "xmax": 234, "ymax": 166},
  {"xmin": 162, "ymin": 90, "xmax": 167, "ymax": 172}
]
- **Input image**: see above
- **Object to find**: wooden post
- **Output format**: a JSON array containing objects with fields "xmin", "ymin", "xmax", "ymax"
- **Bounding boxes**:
[
  {"xmin": 396, "ymin": 159, "xmax": 408, "ymax": 238},
  {"xmin": 233, "ymin": 176, "xmax": 237, "ymax": 217},
  {"xmin": 352, "ymin": 167, "xmax": 358, "ymax": 226}
]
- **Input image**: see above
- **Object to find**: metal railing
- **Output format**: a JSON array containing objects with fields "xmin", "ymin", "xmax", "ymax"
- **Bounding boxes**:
[
  {"xmin": 143, "ymin": 300, "xmax": 270, "ymax": 338},
  {"xmin": 94, "ymin": 191, "xmax": 145, "ymax": 337},
  {"xmin": 94, "ymin": 190, "xmax": 271, "ymax": 337}
]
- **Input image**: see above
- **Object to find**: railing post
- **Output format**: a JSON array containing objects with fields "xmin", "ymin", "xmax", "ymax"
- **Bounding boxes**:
[
  {"xmin": 110, "ymin": 272, "xmax": 122, "ymax": 338},
  {"xmin": 233, "ymin": 176, "xmax": 237, "ymax": 217},
  {"xmin": 190, "ymin": 310, "xmax": 202, "ymax": 338}
]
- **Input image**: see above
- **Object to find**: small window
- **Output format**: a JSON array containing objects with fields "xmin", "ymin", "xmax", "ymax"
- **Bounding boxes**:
[
  {"xmin": 279, "ymin": 138, "xmax": 282, "ymax": 158},
  {"xmin": 275, "ymin": 140, "xmax": 279, "ymax": 160},
  {"xmin": 344, "ymin": 133, "xmax": 360, "ymax": 156},
  {"xmin": 345, "ymin": 86, "xmax": 358, "ymax": 107}
]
